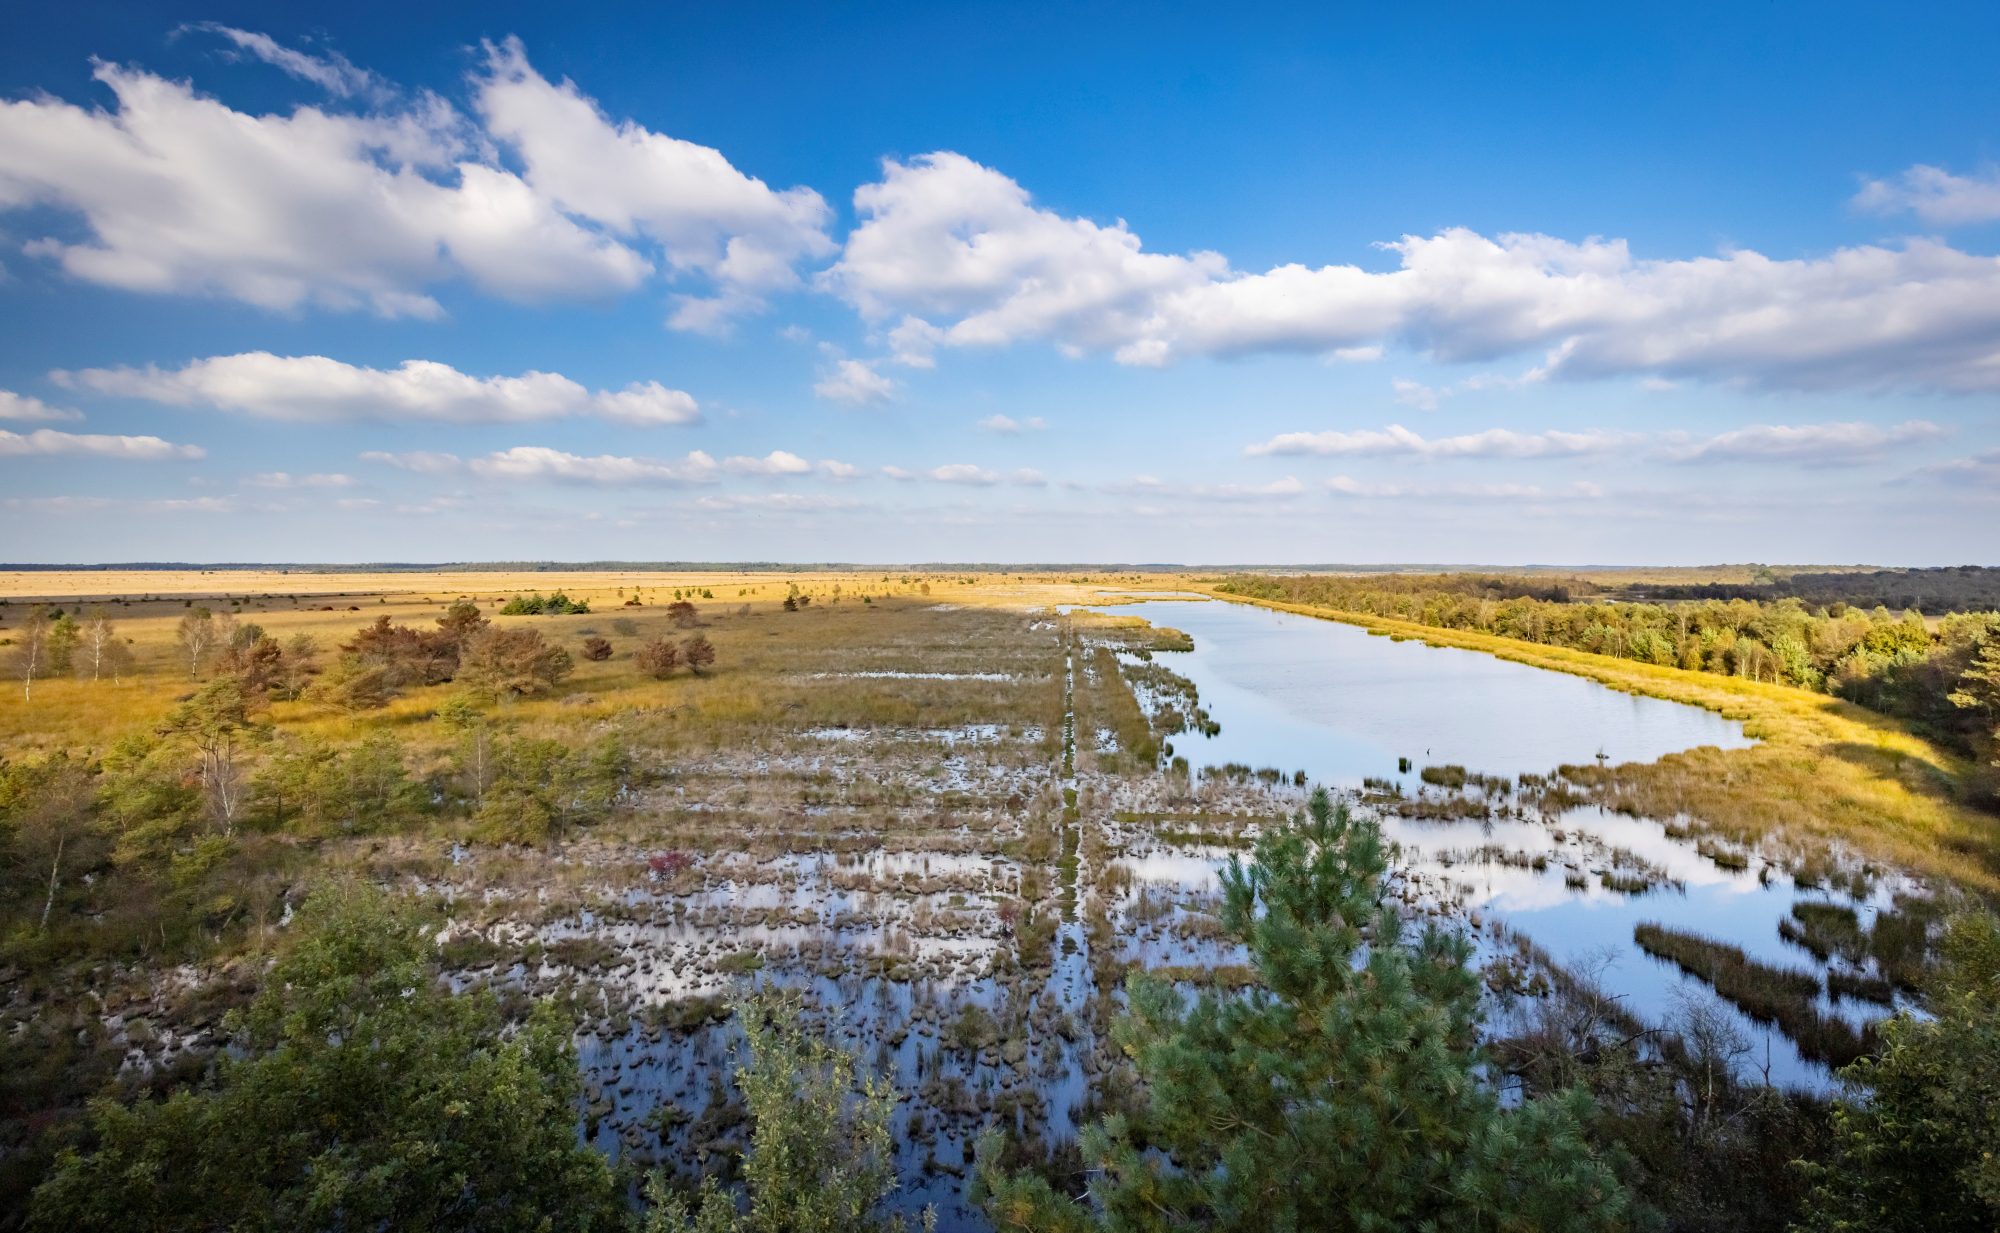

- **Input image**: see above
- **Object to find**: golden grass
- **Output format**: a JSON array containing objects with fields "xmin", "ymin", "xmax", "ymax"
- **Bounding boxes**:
[
  {"xmin": 0, "ymin": 570, "xmax": 1133, "ymax": 754},
  {"xmin": 1204, "ymin": 588, "xmax": 2000, "ymax": 896}
]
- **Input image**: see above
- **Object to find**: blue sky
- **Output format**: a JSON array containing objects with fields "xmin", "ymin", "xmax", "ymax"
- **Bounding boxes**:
[{"xmin": 2, "ymin": 1, "xmax": 1997, "ymax": 564}]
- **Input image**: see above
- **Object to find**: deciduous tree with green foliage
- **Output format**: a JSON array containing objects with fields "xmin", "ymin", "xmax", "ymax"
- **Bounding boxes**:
[
  {"xmin": 28, "ymin": 884, "xmax": 621, "ymax": 1233},
  {"xmin": 974, "ymin": 788, "xmax": 1631, "ymax": 1233},
  {"xmin": 645, "ymin": 991, "xmax": 925, "ymax": 1233},
  {"xmin": 1795, "ymin": 912, "xmax": 2000, "ymax": 1233}
]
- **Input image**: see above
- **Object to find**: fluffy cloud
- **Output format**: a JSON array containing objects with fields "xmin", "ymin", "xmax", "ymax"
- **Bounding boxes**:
[
  {"xmin": 1854, "ymin": 163, "xmax": 2000, "ymax": 226},
  {"xmin": 928, "ymin": 463, "xmax": 999, "ymax": 485},
  {"xmin": 60, "ymin": 353, "xmax": 700, "ymax": 426},
  {"xmin": 1247, "ymin": 420, "xmax": 1943, "ymax": 465},
  {"xmin": 0, "ymin": 59, "xmax": 640, "ymax": 314},
  {"xmin": 467, "ymin": 446, "xmax": 719, "ymax": 485},
  {"xmin": 722, "ymin": 450, "xmax": 813, "ymax": 475},
  {"xmin": 0, "ymin": 426, "xmax": 203, "ymax": 459},
  {"xmin": 473, "ymin": 38, "xmax": 832, "ymax": 329},
  {"xmin": 976, "ymin": 414, "xmax": 1046, "ymax": 433},
  {"xmin": 828, "ymin": 153, "xmax": 2000, "ymax": 392},
  {"xmin": 0, "ymin": 390, "xmax": 82, "ymax": 422},
  {"xmin": 813, "ymin": 358, "xmax": 896, "ymax": 406},
  {"xmin": 0, "ymin": 34, "xmax": 828, "ymax": 320}
]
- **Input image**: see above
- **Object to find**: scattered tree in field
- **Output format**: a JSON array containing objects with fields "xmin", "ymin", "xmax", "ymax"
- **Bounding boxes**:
[
  {"xmin": 782, "ymin": 595, "xmax": 798, "ymax": 612},
  {"xmin": 45, "ymin": 613, "xmax": 79, "ymax": 676},
  {"xmin": 436, "ymin": 693, "xmax": 496, "ymax": 804},
  {"xmin": 457, "ymin": 626, "xmax": 573, "ymax": 698},
  {"xmin": 473, "ymin": 734, "xmax": 627, "ymax": 843},
  {"xmin": 667, "ymin": 600, "xmax": 699, "ymax": 628},
  {"xmin": 74, "ymin": 610, "xmax": 133, "ymax": 682},
  {"xmin": 309, "ymin": 654, "xmax": 395, "ymax": 712},
  {"xmin": 11, "ymin": 607, "xmax": 51, "ymax": 701},
  {"xmin": 342, "ymin": 615, "xmax": 460, "ymax": 688},
  {"xmin": 176, "ymin": 609, "xmax": 217, "ymax": 679},
  {"xmin": 269, "ymin": 634, "xmax": 320, "ymax": 699},
  {"xmin": 682, "ymin": 633, "xmax": 716, "ymax": 675},
  {"xmin": 973, "ymin": 788, "xmax": 1630, "ymax": 1233},
  {"xmin": 1797, "ymin": 912, "xmax": 2000, "ymax": 1233},
  {"xmin": 500, "ymin": 591, "xmax": 589, "ymax": 616},
  {"xmin": 158, "ymin": 678, "xmax": 265, "ymax": 836},
  {"xmin": 636, "ymin": 637, "xmax": 683, "ymax": 679},
  {"xmin": 436, "ymin": 599, "xmax": 490, "ymax": 648},
  {"xmin": 27, "ymin": 884, "xmax": 620, "ymax": 1232},
  {"xmin": 580, "ymin": 636, "xmax": 612, "ymax": 661},
  {"xmin": 645, "ymin": 991, "xmax": 919, "ymax": 1233}
]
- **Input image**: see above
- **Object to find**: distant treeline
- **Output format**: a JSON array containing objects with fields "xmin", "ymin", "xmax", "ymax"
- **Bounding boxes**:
[
  {"xmin": 1215, "ymin": 572, "xmax": 2000, "ymax": 797},
  {"xmin": 1622, "ymin": 567, "xmax": 2000, "ymax": 613}
]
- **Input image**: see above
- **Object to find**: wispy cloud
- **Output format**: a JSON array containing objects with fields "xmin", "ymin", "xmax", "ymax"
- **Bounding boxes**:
[{"xmin": 62, "ymin": 353, "xmax": 700, "ymax": 426}]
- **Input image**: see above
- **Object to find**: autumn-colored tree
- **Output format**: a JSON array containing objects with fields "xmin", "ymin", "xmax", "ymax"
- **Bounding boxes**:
[
  {"xmin": 457, "ymin": 627, "xmax": 573, "ymax": 698},
  {"xmin": 310, "ymin": 654, "xmax": 395, "ymax": 712},
  {"xmin": 342, "ymin": 615, "xmax": 459, "ymax": 688},
  {"xmin": 580, "ymin": 636, "xmax": 612, "ymax": 661},
  {"xmin": 635, "ymin": 638, "xmax": 682, "ymax": 679},
  {"xmin": 667, "ymin": 600, "xmax": 699, "ymax": 628},
  {"xmin": 681, "ymin": 633, "xmax": 716, "ymax": 676}
]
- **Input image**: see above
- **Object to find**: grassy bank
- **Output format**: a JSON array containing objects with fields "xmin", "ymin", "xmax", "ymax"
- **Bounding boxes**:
[{"xmin": 1202, "ymin": 588, "xmax": 2000, "ymax": 896}]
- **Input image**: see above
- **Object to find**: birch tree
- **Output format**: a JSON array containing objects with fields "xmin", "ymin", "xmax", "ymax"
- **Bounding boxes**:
[{"xmin": 11, "ymin": 608, "xmax": 51, "ymax": 701}]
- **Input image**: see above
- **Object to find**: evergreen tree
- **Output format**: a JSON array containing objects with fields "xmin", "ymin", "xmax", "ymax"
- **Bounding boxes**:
[{"xmin": 975, "ymin": 788, "xmax": 1631, "ymax": 1233}]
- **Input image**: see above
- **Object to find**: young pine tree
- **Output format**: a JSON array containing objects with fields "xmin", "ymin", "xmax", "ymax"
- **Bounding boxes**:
[{"xmin": 975, "ymin": 788, "xmax": 1631, "ymax": 1233}]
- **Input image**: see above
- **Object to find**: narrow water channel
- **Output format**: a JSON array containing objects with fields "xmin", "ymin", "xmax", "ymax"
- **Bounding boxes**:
[{"xmin": 1098, "ymin": 595, "xmax": 1917, "ymax": 1089}]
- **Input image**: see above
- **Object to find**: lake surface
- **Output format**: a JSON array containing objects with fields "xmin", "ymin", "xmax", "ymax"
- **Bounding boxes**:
[
  {"xmin": 1097, "ymin": 595, "xmax": 1912, "ymax": 1089},
  {"xmin": 1110, "ymin": 596, "xmax": 1754, "ymax": 784}
]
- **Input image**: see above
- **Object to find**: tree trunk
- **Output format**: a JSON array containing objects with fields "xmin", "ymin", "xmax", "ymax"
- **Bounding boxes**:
[{"xmin": 41, "ymin": 834, "xmax": 63, "ymax": 931}]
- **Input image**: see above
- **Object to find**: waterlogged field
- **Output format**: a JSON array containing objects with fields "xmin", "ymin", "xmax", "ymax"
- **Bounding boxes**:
[{"xmin": 0, "ymin": 570, "xmax": 1977, "ymax": 1227}]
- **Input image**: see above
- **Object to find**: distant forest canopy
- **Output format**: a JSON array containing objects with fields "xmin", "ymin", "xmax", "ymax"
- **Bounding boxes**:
[
  {"xmin": 1214, "ymin": 572, "xmax": 2000, "ymax": 798},
  {"xmin": 1614, "ymin": 566, "xmax": 2000, "ymax": 613}
]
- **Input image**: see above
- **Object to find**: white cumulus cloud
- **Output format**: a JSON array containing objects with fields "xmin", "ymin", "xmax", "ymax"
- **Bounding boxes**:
[
  {"xmin": 813, "ymin": 358, "xmax": 896, "ymax": 406},
  {"xmin": 0, "ymin": 390, "xmax": 83, "ymax": 422},
  {"xmin": 826, "ymin": 152, "xmax": 2000, "ymax": 393},
  {"xmin": 60, "ymin": 353, "xmax": 700, "ymax": 426},
  {"xmin": 1854, "ymin": 163, "xmax": 2000, "ymax": 227},
  {"xmin": 467, "ymin": 446, "xmax": 720, "ymax": 485},
  {"xmin": 0, "ymin": 35, "xmax": 830, "ymax": 321},
  {"xmin": 0, "ymin": 426, "xmax": 203, "ymax": 459}
]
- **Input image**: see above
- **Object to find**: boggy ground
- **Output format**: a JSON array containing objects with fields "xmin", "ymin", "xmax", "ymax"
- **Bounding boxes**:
[{"xmin": 0, "ymin": 570, "xmax": 1980, "ymax": 1227}]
